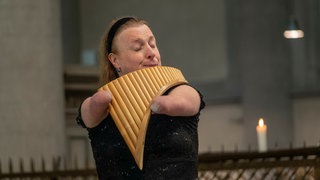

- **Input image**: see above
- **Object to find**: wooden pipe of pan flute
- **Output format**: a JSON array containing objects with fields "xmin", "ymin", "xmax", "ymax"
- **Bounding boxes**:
[{"xmin": 98, "ymin": 66, "xmax": 188, "ymax": 169}]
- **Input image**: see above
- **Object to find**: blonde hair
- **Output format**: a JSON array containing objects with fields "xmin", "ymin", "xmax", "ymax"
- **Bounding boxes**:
[{"xmin": 98, "ymin": 17, "xmax": 148, "ymax": 86}]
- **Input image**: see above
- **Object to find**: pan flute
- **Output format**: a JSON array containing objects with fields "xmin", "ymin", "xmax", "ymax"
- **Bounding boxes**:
[{"xmin": 98, "ymin": 66, "xmax": 188, "ymax": 169}]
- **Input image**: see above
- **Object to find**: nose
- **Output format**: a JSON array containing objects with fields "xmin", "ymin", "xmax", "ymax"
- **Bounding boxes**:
[{"xmin": 145, "ymin": 45, "xmax": 156, "ymax": 60}]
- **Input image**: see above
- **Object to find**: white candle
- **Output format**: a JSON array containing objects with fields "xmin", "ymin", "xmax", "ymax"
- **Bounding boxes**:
[{"xmin": 256, "ymin": 118, "xmax": 267, "ymax": 152}]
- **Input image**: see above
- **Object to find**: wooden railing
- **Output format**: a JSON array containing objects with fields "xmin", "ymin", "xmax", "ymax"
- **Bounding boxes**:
[
  {"xmin": 1, "ymin": 146, "xmax": 319, "ymax": 179},
  {"xmin": 0, "ymin": 157, "xmax": 97, "ymax": 179},
  {"xmin": 198, "ymin": 146, "xmax": 320, "ymax": 179}
]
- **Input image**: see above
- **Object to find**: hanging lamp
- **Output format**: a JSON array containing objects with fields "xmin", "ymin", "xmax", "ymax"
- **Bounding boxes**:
[{"xmin": 283, "ymin": 16, "xmax": 304, "ymax": 39}]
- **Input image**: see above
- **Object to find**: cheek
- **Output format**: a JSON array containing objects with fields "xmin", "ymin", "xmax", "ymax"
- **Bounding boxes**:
[
  {"xmin": 119, "ymin": 53, "xmax": 139, "ymax": 64},
  {"xmin": 119, "ymin": 55, "xmax": 143, "ymax": 73},
  {"xmin": 124, "ymin": 54, "xmax": 143, "ymax": 65},
  {"xmin": 156, "ymin": 51, "xmax": 161, "ymax": 62}
]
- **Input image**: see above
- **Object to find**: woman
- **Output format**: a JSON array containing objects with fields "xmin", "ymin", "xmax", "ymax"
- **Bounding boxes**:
[{"xmin": 76, "ymin": 17, "xmax": 205, "ymax": 179}]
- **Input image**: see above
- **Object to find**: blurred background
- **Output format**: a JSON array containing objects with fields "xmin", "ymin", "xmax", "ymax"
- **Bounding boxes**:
[{"xmin": 1, "ymin": 0, "xmax": 319, "ymax": 171}]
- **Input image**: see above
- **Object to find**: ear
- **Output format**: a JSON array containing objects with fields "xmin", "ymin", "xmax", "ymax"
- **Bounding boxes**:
[{"xmin": 108, "ymin": 53, "xmax": 120, "ymax": 69}]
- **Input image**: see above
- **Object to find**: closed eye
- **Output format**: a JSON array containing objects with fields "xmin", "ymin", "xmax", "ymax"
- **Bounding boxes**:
[
  {"xmin": 131, "ymin": 40, "xmax": 143, "ymax": 51},
  {"xmin": 133, "ymin": 45, "xmax": 142, "ymax": 51},
  {"xmin": 149, "ymin": 37, "xmax": 157, "ymax": 48}
]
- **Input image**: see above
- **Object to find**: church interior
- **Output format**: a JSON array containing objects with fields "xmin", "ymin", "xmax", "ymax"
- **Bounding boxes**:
[{"xmin": 1, "ymin": 0, "xmax": 319, "ymax": 179}]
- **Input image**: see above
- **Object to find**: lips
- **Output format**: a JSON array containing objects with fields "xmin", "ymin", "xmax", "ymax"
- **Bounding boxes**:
[{"xmin": 143, "ymin": 64, "xmax": 159, "ymax": 67}]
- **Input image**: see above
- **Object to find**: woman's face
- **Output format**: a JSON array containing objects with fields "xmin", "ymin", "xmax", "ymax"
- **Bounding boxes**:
[{"xmin": 108, "ymin": 24, "xmax": 162, "ymax": 75}]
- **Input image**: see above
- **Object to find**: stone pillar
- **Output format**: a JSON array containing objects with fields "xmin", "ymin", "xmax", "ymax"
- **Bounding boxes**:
[
  {"xmin": 228, "ymin": 0, "xmax": 293, "ymax": 149},
  {"xmin": 0, "ymin": 0, "xmax": 66, "ymax": 168}
]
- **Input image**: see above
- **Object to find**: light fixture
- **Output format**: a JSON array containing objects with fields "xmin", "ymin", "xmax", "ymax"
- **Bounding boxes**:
[{"xmin": 283, "ymin": 17, "xmax": 304, "ymax": 39}]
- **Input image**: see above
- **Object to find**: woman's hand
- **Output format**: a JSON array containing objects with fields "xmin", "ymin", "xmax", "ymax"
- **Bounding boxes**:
[
  {"xmin": 150, "ymin": 85, "xmax": 200, "ymax": 117},
  {"xmin": 81, "ymin": 90, "xmax": 112, "ymax": 128}
]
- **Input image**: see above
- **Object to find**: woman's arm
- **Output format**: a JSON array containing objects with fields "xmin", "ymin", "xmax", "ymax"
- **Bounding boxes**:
[
  {"xmin": 80, "ymin": 90, "xmax": 112, "ymax": 128},
  {"xmin": 150, "ymin": 85, "xmax": 201, "ymax": 116}
]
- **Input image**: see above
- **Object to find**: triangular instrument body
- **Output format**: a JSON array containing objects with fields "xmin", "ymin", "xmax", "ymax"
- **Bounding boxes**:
[{"xmin": 99, "ymin": 66, "xmax": 188, "ymax": 169}]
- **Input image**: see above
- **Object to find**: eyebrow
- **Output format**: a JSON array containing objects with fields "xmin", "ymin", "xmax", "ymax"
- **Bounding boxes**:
[{"xmin": 130, "ymin": 35, "xmax": 155, "ymax": 44}]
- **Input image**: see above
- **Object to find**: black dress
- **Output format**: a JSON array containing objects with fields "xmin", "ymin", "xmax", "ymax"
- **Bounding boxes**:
[{"xmin": 77, "ymin": 87, "xmax": 205, "ymax": 180}]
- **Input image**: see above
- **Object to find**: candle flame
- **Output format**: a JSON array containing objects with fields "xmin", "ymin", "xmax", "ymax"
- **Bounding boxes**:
[{"xmin": 258, "ymin": 118, "xmax": 265, "ymax": 127}]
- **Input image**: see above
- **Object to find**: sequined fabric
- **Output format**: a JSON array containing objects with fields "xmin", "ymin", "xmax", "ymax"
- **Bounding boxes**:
[
  {"xmin": 88, "ymin": 113, "xmax": 200, "ymax": 179},
  {"xmin": 83, "ymin": 87, "xmax": 205, "ymax": 179}
]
